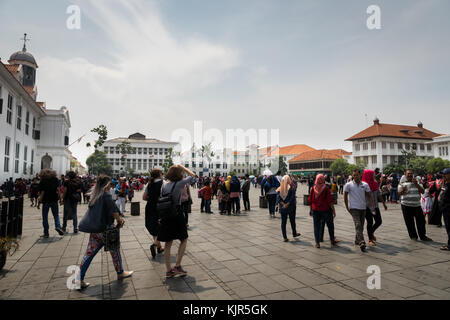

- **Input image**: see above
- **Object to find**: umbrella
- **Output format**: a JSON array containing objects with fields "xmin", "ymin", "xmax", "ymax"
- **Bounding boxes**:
[{"xmin": 249, "ymin": 175, "xmax": 255, "ymax": 179}]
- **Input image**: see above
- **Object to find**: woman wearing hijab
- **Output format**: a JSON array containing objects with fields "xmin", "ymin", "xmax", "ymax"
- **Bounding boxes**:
[
  {"xmin": 276, "ymin": 175, "xmax": 301, "ymax": 242},
  {"xmin": 362, "ymin": 169, "xmax": 387, "ymax": 246},
  {"xmin": 309, "ymin": 174, "xmax": 339, "ymax": 248},
  {"xmin": 229, "ymin": 175, "xmax": 241, "ymax": 215}
]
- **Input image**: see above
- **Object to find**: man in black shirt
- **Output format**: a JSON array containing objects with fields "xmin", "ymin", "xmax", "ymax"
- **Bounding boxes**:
[
  {"xmin": 440, "ymin": 168, "xmax": 450, "ymax": 251},
  {"xmin": 37, "ymin": 169, "xmax": 64, "ymax": 238},
  {"xmin": 61, "ymin": 171, "xmax": 82, "ymax": 233},
  {"xmin": 242, "ymin": 174, "xmax": 251, "ymax": 211}
]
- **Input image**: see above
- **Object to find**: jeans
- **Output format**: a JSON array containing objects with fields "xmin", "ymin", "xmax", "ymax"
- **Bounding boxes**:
[
  {"xmin": 365, "ymin": 207, "xmax": 382, "ymax": 240},
  {"xmin": 313, "ymin": 210, "xmax": 335, "ymax": 244},
  {"xmin": 280, "ymin": 209, "xmax": 297, "ymax": 239},
  {"xmin": 200, "ymin": 198, "xmax": 205, "ymax": 212},
  {"xmin": 390, "ymin": 189, "xmax": 398, "ymax": 202},
  {"xmin": 401, "ymin": 205, "xmax": 427, "ymax": 239},
  {"xmin": 267, "ymin": 194, "xmax": 277, "ymax": 214},
  {"xmin": 349, "ymin": 209, "xmax": 366, "ymax": 244},
  {"xmin": 116, "ymin": 197, "xmax": 126, "ymax": 214},
  {"xmin": 42, "ymin": 202, "xmax": 61, "ymax": 236},
  {"xmin": 243, "ymin": 192, "xmax": 250, "ymax": 210},
  {"xmin": 63, "ymin": 200, "xmax": 78, "ymax": 230},
  {"xmin": 443, "ymin": 210, "xmax": 450, "ymax": 247},
  {"xmin": 80, "ymin": 233, "xmax": 123, "ymax": 281},
  {"xmin": 231, "ymin": 197, "xmax": 240, "ymax": 213},
  {"xmin": 205, "ymin": 199, "xmax": 212, "ymax": 213}
]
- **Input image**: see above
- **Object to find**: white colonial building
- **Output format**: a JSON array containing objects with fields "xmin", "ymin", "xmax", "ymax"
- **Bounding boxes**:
[
  {"xmin": 428, "ymin": 134, "xmax": 450, "ymax": 161},
  {"xmin": 1, "ymin": 36, "xmax": 71, "ymax": 182},
  {"xmin": 103, "ymin": 133, "xmax": 178, "ymax": 176},
  {"xmin": 346, "ymin": 118, "xmax": 440, "ymax": 171}
]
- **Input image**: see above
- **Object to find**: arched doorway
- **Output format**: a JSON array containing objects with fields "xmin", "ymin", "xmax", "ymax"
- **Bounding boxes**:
[{"xmin": 41, "ymin": 154, "xmax": 53, "ymax": 170}]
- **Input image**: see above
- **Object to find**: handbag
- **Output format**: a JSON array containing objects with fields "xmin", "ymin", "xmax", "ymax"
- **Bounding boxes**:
[
  {"xmin": 103, "ymin": 226, "xmax": 120, "ymax": 252},
  {"xmin": 156, "ymin": 182, "xmax": 179, "ymax": 219},
  {"xmin": 78, "ymin": 196, "xmax": 108, "ymax": 233}
]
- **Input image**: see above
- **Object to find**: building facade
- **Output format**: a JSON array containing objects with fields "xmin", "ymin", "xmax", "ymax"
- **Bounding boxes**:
[
  {"xmin": 102, "ymin": 133, "xmax": 178, "ymax": 176},
  {"xmin": 1, "ymin": 37, "xmax": 71, "ymax": 182},
  {"xmin": 288, "ymin": 149, "xmax": 352, "ymax": 176},
  {"xmin": 428, "ymin": 134, "xmax": 450, "ymax": 161},
  {"xmin": 346, "ymin": 118, "xmax": 440, "ymax": 171}
]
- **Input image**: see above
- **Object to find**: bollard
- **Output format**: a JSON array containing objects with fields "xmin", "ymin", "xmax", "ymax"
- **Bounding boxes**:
[
  {"xmin": 303, "ymin": 194, "xmax": 310, "ymax": 206},
  {"xmin": 7, "ymin": 197, "xmax": 15, "ymax": 238},
  {"xmin": 130, "ymin": 202, "xmax": 140, "ymax": 216},
  {"xmin": 12, "ymin": 198, "xmax": 20, "ymax": 238},
  {"xmin": 0, "ymin": 201, "xmax": 8, "ymax": 238},
  {"xmin": 17, "ymin": 197, "xmax": 24, "ymax": 236}
]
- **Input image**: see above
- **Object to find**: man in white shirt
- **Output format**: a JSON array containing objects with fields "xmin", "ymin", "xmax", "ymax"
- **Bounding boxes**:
[{"xmin": 344, "ymin": 169, "xmax": 375, "ymax": 252}]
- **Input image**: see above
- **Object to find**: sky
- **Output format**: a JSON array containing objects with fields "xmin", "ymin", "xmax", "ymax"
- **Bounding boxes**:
[{"xmin": 1, "ymin": 0, "xmax": 449, "ymax": 166}]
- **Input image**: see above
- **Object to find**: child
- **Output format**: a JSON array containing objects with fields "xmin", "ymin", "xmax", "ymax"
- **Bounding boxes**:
[
  {"xmin": 421, "ymin": 181, "xmax": 434, "ymax": 224},
  {"xmin": 199, "ymin": 182, "xmax": 213, "ymax": 214}
]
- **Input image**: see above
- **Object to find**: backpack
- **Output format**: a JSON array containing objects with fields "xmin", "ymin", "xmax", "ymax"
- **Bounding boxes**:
[{"xmin": 156, "ymin": 182, "xmax": 179, "ymax": 220}]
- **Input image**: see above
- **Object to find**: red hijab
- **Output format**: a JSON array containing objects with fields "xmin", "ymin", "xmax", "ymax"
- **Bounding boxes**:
[
  {"xmin": 313, "ymin": 174, "xmax": 326, "ymax": 197},
  {"xmin": 362, "ymin": 169, "xmax": 379, "ymax": 192}
]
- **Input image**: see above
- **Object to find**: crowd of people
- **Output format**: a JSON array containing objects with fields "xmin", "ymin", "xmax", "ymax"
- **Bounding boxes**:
[{"xmin": 1, "ymin": 163, "xmax": 449, "ymax": 288}]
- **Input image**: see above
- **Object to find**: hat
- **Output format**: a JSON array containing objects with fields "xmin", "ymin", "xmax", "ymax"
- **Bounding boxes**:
[{"xmin": 441, "ymin": 168, "xmax": 450, "ymax": 175}]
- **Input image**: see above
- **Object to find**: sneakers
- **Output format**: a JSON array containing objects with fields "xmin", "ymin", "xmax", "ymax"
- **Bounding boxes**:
[
  {"xmin": 117, "ymin": 270, "xmax": 134, "ymax": 280},
  {"xmin": 360, "ymin": 242, "xmax": 367, "ymax": 252},
  {"xmin": 40, "ymin": 234, "xmax": 49, "ymax": 239},
  {"xmin": 157, "ymin": 246, "xmax": 164, "ymax": 254},
  {"xmin": 150, "ymin": 244, "xmax": 156, "ymax": 258},
  {"xmin": 331, "ymin": 239, "xmax": 341, "ymax": 246},
  {"xmin": 173, "ymin": 266, "xmax": 187, "ymax": 277},
  {"xmin": 283, "ymin": 238, "xmax": 289, "ymax": 242},
  {"xmin": 421, "ymin": 236, "xmax": 433, "ymax": 242},
  {"xmin": 166, "ymin": 269, "xmax": 176, "ymax": 278},
  {"xmin": 79, "ymin": 281, "xmax": 90, "ymax": 290},
  {"xmin": 74, "ymin": 229, "xmax": 78, "ymax": 234},
  {"xmin": 369, "ymin": 240, "xmax": 376, "ymax": 246},
  {"xmin": 315, "ymin": 243, "xmax": 320, "ymax": 248},
  {"xmin": 55, "ymin": 228, "xmax": 65, "ymax": 236},
  {"xmin": 293, "ymin": 233, "xmax": 301, "ymax": 238}
]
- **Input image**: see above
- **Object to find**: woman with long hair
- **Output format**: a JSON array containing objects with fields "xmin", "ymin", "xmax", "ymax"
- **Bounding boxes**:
[
  {"xmin": 277, "ymin": 175, "xmax": 301, "ymax": 242},
  {"xmin": 143, "ymin": 169, "xmax": 164, "ymax": 258},
  {"xmin": 158, "ymin": 165, "xmax": 195, "ymax": 278},
  {"xmin": 78, "ymin": 175, "xmax": 133, "ymax": 289}
]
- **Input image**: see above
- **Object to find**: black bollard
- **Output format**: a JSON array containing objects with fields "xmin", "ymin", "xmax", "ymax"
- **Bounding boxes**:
[
  {"xmin": 0, "ymin": 201, "xmax": 8, "ymax": 238},
  {"xmin": 7, "ymin": 197, "xmax": 15, "ymax": 238},
  {"xmin": 12, "ymin": 198, "xmax": 20, "ymax": 238},
  {"xmin": 17, "ymin": 197, "xmax": 24, "ymax": 236}
]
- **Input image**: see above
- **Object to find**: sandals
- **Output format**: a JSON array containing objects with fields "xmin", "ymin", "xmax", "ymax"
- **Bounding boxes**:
[
  {"xmin": 369, "ymin": 240, "xmax": 376, "ymax": 246},
  {"xmin": 315, "ymin": 243, "xmax": 320, "ymax": 248},
  {"xmin": 283, "ymin": 238, "xmax": 289, "ymax": 242},
  {"xmin": 331, "ymin": 239, "xmax": 341, "ymax": 245},
  {"xmin": 293, "ymin": 233, "xmax": 301, "ymax": 238},
  {"xmin": 440, "ymin": 245, "xmax": 449, "ymax": 251}
]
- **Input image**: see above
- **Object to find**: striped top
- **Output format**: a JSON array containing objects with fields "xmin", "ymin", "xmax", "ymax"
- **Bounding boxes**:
[{"xmin": 398, "ymin": 182, "xmax": 422, "ymax": 207}]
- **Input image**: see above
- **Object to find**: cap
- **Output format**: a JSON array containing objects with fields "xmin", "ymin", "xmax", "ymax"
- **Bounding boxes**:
[{"xmin": 441, "ymin": 168, "xmax": 450, "ymax": 175}]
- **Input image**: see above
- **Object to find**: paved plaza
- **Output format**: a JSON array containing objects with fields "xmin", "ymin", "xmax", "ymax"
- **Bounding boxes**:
[{"xmin": 1, "ymin": 184, "xmax": 450, "ymax": 300}]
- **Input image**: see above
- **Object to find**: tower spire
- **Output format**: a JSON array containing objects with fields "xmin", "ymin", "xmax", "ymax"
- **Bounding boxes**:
[{"xmin": 20, "ymin": 33, "xmax": 30, "ymax": 52}]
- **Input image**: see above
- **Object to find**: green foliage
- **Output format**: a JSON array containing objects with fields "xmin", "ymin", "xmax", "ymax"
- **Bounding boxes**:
[
  {"xmin": 383, "ymin": 163, "xmax": 405, "ymax": 175},
  {"xmin": 117, "ymin": 141, "xmax": 135, "ymax": 157},
  {"xmin": 269, "ymin": 156, "xmax": 287, "ymax": 175},
  {"xmin": 86, "ymin": 125, "xmax": 108, "ymax": 150},
  {"xmin": 86, "ymin": 150, "xmax": 112, "ymax": 175},
  {"xmin": 345, "ymin": 160, "xmax": 366, "ymax": 176},
  {"xmin": 330, "ymin": 158, "xmax": 349, "ymax": 175},
  {"xmin": 426, "ymin": 157, "xmax": 450, "ymax": 174},
  {"xmin": 162, "ymin": 148, "xmax": 178, "ymax": 174}
]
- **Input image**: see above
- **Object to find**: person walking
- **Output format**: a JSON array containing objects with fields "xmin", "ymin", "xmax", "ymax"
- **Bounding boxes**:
[
  {"xmin": 199, "ymin": 182, "xmax": 213, "ymax": 214},
  {"xmin": 29, "ymin": 178, "xmax": 40, "ymax": 207},
  {"xmin": 37, "ymin": 169, "xmax": 65, "ymax": 238},
  {"xmin": 115, "ymin": 178, "xmax": 127, "ymax": 216},
  {"xmin": 181, "ymin": 184, "xmax": 193, "ymax": 227},
  {"xmin": 439, "ymin": 168, "xmax": 450, "ymax": 250},
  {"xmin": 398, "ymin": 169, "xmax": 432, "ymax": 241},
  {"xmin": 429, "ymin": 174, "xmax": 444, "ymax": 227},
  {"xmin": 362, "ymin": 170, "xmax": 387, "ymax": 246},
  {"xmin": 158, "ymin": 165, "xmax": 195, "ymax": 278},
  {"xmin": 78, "ymin": 175, "xmax": 133, "ymax": 289},
  {"xmin": 264, "ymin": 175, "xmax": 279, "ymax": 217},
  {"xmin": 344, "ymin": 169, "xmax": 375, "ymax": 252},
  {"xmin": 276, "ymin": 175, "xmax": 301, "ymax": 242},
  {"xmin": 143, "ymin": 169, "xmax": 164, "ymax": 258},
  {"xmin": 229, "ymin": 176, "xmax": 241, "ymax": 215},
  {"xmin": 389, "ymin": 173, "xmax": 399, "ymax": 203},
  {"xmin": 309, "ymin": 174, "xmax": 340, "ymax": 248},
  {"xmin": 242, "ymin": 174, "xmax": 251, "ymax": 211},
  {"xmin": 61, "ymin": 171, "xmax": 82, "ymax": 234}
]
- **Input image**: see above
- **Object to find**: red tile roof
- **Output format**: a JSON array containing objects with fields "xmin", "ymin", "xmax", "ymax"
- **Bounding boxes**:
[
  {"xmin": 346, "ymin": 123, "xmax": 440, "ymax": 141},
  {"xmin": 23, "ymin": 85, "xmax": 35, "ymax": 95},
  {"xmin": 5, "ymin": 64, "xmax": 19, "ymax": 74},
  {"xmin": 268, "ymin": 144, "xmax": 315, "ymax": 157},
  {"xmin": 289, "ymin": 149, "xmax": 351, "ymax": 163}
]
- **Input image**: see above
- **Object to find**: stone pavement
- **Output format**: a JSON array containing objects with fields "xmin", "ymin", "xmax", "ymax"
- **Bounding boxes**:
[{"xmin": 1, "ymin": 184, "xmax": 450, "ymax": 300}]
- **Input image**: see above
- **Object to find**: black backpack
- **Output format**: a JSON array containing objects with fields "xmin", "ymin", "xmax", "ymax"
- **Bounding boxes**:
[{"xmin": 156, "ymin": 181, "xmax": 179, "ymax": 220}]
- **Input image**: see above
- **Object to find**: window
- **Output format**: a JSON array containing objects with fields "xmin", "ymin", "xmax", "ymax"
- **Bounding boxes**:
[
  {"xmin": 30, "ymin": 149, "xmax": 34, "ymax": 175},
  {"xmin": 355, "ymin": 144, "xmax": 360, "ymax": 151},
  {"xmin": 371, "ymin": 142, "xmax": 377, "ymax": 150},
  {"xmin": 371, "ymin": 155, "xmax": 377, "ymax": 164},
  {"xmin": 15, "ymin": 143, "xmax": 20, "ymax": 173},
  {"xmin": 0, "ymin": 86, "xmax": 3, "ymax": 114},
  {"xmin": 143, "ymin": 148, "xmax": 148, "ymax": 155},
  {"xmin": 390, "ymin": 142, "xmax": 395, "ymax": 149},
  {"xmin": 398, "ymin": 142, "xmax": 403, "ymax": 149},
  {"xmin": 363, "ymin": 143, "xmax": 368, "ymax": 150},
  {"xmin": 405, "ymin": 143, "xmax": 410, "ymax": 150},
  {"xmin": 25, "ymin": 111, "xmax": 30, "ymax": 135},
  {"xmin": 16, "ymin": 105, "xmax": 22, "ymax": 130},
  {"xmin": 138, "ymin": 148, "xmax": 142, "ymax": 155},
  {"xmin": 439, "ymin": 147, "xmax": 442, "ymax": 157},
  {"xmin": 420, "ymin": 144, "xmax": 425, "ymax": 151},
  {"xmin": 446, "ymin": 146, "xmax": 449, "ymax": 156},
  {"xmin": 382, "ymin": 141, "xmax": 387, "ymax": 149},
  {"xmin": 427, "ymin": 144, "xmax": 432, "ymax": 151},
  {"xmin": 23, "ymin": 146, "xmax": 28, "ymax": 174},
  {"xmin": 4, "ymin": 137, "xmax": 10, "ymax": 172},
  {"xmin": 7, "ymin": 94, "xmax": 13, "ymax": 124},
  {"xmin": 383, "ymin": 155, "xmax": 388, "ymax": 164}
]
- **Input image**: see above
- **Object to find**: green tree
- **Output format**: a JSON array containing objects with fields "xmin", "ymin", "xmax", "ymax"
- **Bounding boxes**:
[
  {"xmin": 269, "ymin": 156, "xmax": 287, "ymax": 175},
  {"xmin": 408, "ymin": 157, "xmax": 430, "ymax": 176},
  {"xmin": 85, "ymin": 125, "xmax": 108, "ymax": 150},
  {"xmin": 330, "ymin": 158, "xmax": 349, "ymax": 175},
  {"xmin": 162, "ymin": 148, "xmax": 180, "ymax": 173},
  {"xmin": 116, "ymin": 141, "xmax": 136, "ymax": 159},
  {"xmin": 86, "ymin": 150, "xmax": 112, "ymax": 175},
  {"xmin": 426, "ymin": 157, "xmax": 449, "ymax": 174},
  {"xmin": 345, "ymin": 160, "xmax": 366, "ymax": 176},
  {"xmin": 383, "ymin": 163, "xmax": 405, "ymax": 175}
]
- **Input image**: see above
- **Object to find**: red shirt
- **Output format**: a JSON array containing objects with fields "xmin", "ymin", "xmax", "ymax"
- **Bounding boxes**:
[
  {"xmin": 309, "ymin": 187, "xmax": 333, "ymax": 212},
  {"xmin": 200, "ymin": 186, "xmax": 213, "ymax": 200}
]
